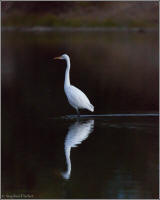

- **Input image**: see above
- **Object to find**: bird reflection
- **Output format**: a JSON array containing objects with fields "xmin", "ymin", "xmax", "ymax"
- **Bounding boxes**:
[{"xmin": 61, "ymin": 119, "xmax": 94, "ymax": 180}]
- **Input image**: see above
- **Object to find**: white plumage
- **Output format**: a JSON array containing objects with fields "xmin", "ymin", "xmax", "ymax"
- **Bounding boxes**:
[
  {"xmin": 54, "ymin": 54, "xmax": 94, "ymax": 116},
  {"xmin": 64, "ymin": 85, "xmax": 94, "ymax": 112}
]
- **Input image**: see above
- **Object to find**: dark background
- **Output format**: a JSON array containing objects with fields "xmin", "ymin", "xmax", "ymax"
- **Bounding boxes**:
[{"xmin": 1, "ymin": 1, "xmax": 159, "ymax": 199}]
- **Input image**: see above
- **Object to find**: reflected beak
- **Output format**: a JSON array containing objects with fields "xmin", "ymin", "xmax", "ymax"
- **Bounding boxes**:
[{"xmin": 54, "ymin": 56, "xmax": 61, "ymax": 60}]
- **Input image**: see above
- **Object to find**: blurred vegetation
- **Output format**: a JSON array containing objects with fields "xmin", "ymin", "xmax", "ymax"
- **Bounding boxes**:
[{"xmin": 2, "ymin": 1, "xmax": 158, "ymax": 28}]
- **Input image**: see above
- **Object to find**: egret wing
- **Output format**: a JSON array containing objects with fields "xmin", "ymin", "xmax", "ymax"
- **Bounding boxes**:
[{"xmin": 65, "ymin": 85, "xmax": 93, "ymax": 111}]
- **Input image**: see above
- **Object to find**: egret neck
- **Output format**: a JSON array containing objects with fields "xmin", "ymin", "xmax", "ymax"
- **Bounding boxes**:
[{"xmin": 64, "ymin": 56, "xmax": 71, "ymax": 88}]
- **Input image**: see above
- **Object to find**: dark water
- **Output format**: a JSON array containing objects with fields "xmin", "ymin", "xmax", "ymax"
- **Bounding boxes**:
[{"xmin": 2, "ymin": 30, "xmax": 159, "ymax": 199}]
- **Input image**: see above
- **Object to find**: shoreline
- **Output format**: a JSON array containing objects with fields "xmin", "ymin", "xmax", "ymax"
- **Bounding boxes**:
[{"xmin": 2, "ymin": 26, "xmax": 158, "ymax": 32}]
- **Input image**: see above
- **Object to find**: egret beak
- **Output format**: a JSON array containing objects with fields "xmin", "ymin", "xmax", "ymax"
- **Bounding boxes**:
[{"xmin": 54, "ymin": 56, "xmax": 61, "ymax": 60}]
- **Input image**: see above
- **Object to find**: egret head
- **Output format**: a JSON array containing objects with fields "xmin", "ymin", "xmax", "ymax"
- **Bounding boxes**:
[{"xmin": 54, "ymin": 54, "xmax": 69, "ymax": 60}]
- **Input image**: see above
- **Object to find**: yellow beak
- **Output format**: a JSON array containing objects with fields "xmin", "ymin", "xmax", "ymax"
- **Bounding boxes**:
[{"xmin": 54, "ymin": 56, "xmax": 61, "ymax": 60}]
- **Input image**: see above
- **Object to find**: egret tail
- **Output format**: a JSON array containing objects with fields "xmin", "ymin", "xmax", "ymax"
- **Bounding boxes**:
[{"xmin": 88, "ymin": 104, "xmax": 94, "ymax": 112}]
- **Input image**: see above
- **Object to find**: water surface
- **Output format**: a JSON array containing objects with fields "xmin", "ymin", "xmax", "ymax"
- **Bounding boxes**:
[{"xmin": 2, "ymin": 30, "xmax": 159, "ymax": 199}]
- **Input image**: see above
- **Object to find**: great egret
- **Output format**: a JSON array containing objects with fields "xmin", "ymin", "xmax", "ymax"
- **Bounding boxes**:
[{"xmin": 54, "ymin": 54, "xmax": 94, "ymax": 117}]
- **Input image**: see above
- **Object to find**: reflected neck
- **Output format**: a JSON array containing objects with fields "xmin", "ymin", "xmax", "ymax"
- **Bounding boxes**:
[
  {"xmin": 64, "ymin": 57, "xmax": 71, "ymax": 87},
  {"xmin": 62, "ymin": 145, "xmax": 71, "ymax": 180}
]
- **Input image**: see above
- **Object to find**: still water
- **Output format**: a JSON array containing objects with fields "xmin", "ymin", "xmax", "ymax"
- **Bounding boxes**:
[{"xmin": 2, "ymin": 30, "xmax": 159, "ymax": 199}]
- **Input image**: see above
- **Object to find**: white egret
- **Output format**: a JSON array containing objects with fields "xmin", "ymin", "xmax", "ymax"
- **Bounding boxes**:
[{"xmin": 54, "ymin": 54, "xmax": 94, "ymax": 117}]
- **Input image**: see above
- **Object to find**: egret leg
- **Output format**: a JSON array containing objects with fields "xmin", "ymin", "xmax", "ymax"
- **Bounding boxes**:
[{"xmin": 76, "ymin": 109, "xmax": 80, "ymax": 118}]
